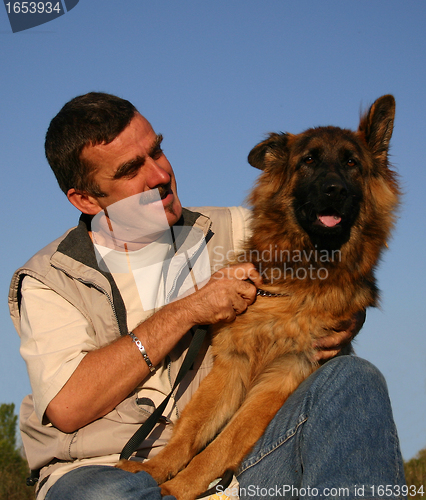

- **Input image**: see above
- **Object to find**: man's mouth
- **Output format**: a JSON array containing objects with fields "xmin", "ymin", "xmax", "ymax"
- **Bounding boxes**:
[{"xmin": 158, "ymin": 185, "xmax": 172, "ymax": 201}]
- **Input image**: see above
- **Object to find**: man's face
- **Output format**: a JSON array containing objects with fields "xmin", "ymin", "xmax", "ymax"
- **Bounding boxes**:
[{"xmin": 80, "ymin": 113, "xmax": 182, "ymax": 227}]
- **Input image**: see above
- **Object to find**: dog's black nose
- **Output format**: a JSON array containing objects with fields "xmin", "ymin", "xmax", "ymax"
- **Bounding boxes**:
[{"xmin": 322, "ymin": 175, "xmax": 348, "ymax": 199}]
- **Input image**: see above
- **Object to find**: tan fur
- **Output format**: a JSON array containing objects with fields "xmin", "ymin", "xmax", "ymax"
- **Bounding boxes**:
[{"xmin": 117, "ymin": 95, "xmax": 400, "ymax": 500}]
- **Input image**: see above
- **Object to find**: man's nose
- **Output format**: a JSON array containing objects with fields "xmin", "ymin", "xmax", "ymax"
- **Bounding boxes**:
[{"xmin": 145, "ymin": 159, "xmax": 171, "ymax": 188}]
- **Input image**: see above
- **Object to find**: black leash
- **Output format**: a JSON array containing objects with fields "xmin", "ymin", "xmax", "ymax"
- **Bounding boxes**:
[{"xmin": 120, "ymin": 325, "xmax": 208, "ymax": 460}]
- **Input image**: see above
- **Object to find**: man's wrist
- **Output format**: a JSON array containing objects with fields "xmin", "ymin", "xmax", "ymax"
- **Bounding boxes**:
[{"xmin": 128, "ymin": 332, "xmax": 156, "ymax": 373}]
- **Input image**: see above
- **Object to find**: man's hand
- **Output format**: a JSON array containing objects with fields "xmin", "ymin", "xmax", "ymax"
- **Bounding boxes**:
[
  {"xmin": 313, "ymin": 310, "xmax": 366, "ymax": 361},
  {"xmin": 184, "ymin": 263, "xmax": 263, "ymax": 325}
]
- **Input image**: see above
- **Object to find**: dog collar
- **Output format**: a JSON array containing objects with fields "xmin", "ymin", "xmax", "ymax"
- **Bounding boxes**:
[{"xmin": 256, "ymin": 288, "xmax": 288, "ymax": 297}]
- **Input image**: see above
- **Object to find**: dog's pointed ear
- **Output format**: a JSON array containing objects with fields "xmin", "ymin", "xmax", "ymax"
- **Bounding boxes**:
[
  {"xmin": 358, "ymin": 95, "xmax": 395, "ymax": 161},
  {"xmin": 248, "ymin": 133, "xmax": 290, "ymax": 170}
]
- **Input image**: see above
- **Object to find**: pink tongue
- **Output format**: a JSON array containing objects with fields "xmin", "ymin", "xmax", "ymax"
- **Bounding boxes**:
[{"xmin": 318, "ymin": 214, "xmax": 341, "ymax": 227}]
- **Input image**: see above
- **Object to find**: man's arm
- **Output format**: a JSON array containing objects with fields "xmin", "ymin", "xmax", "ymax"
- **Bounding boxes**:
[{"xmin": 45, "ymin": 263, "xmax": 261, "ymax": 433}]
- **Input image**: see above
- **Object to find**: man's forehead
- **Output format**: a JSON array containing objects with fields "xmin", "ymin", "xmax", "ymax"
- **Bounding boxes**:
[
  {"xmin": 81, "ymin": 113, "xmax": 157, "ymax": 163},
  {"xmin": 131, "ymin": 112, "xmax": 156, "ymax": 135}
]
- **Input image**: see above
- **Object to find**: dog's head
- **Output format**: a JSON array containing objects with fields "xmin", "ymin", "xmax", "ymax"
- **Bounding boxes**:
[{"xmin": 247, "ymin": 95, "xmax": 399, "ymax": 253}]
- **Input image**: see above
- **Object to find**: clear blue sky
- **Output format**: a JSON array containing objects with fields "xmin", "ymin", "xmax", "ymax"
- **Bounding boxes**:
[{"xmin": 1, "ymin": 0, "xmax": 425, "ymax": 461}]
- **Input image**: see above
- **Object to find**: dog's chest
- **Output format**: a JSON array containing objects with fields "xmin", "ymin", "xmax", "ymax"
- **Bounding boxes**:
[{"xmin": 212, "ymin": 296, "xmax": 318, "ymax": 365}]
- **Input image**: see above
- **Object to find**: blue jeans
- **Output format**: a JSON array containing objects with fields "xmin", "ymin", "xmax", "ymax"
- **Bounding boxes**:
[
  {"xmin": 45, "ymin": 356, "xmax": 406, "ymax": 500},
  {"xmin": 237, "ymin": 356, "xmax": 406, "ymax": 499}
]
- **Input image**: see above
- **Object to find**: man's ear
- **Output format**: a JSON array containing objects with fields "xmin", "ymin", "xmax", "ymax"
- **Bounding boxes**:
[{"xmin": 67, "ymin": 188, "xmax": 103, "ymax": 215}]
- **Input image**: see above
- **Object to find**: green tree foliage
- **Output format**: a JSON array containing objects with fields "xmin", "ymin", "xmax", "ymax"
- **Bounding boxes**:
[
  {"xmin": 404, "ymin": 448, "xmax": 426, "ymax": 499},
  {"xmin": 0, "ymin": 403, "xmax": 33, "ymax": 500}
]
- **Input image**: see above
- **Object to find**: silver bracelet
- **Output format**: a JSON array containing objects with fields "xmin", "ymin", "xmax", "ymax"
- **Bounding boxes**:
[{"xmin": 128, "ymin": 332, "xmax": 156, "ymax": 373}]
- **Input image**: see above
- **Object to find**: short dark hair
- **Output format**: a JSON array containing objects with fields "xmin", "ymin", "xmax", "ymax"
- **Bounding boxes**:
[{"xmin": 45, "ymin": 92, "xmax": 138, "ymax": 196}]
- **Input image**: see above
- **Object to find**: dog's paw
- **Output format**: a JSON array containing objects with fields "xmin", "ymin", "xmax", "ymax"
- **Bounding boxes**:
[
  {"xmin": 115, "ymin": 459, "xmax": 172, "ymax": 484},
  {"xmin": 161, "ymin": 469, "xmax": 217, "ymax": 500},
  {"xmin": 115, "ymin": 459, "xmax": 147, "ymax": 474},
  {"xmin": 118, "ymin": 458, "xmax": 180, "ymax": 485},
  {"xmin": 161, "ymin": 478, "xmax": 195, "ymax": 500}
]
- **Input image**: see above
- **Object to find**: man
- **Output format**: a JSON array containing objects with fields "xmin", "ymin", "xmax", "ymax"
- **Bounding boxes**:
[{"xmin": 9, "ymin": 93, "xmax": 405, "ymax": 500}]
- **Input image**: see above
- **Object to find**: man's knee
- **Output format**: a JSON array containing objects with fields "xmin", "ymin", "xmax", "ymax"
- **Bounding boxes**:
[
  {"xmin": 313, "ymin": 355, "xmax": 388, "ymax": 396},
  {"xmin": 301, "ymin": 355, "xmax": 398, "ymax": 439}
]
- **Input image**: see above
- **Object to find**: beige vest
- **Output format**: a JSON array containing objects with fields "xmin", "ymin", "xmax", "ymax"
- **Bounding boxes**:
[{"xmin": 8, "ymin": 206, "xmax": 250, "ymax": 494}]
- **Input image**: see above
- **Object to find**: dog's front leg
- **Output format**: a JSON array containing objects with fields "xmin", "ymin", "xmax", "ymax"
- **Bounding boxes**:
[
  {"xmin": 118, "ymin": 357, "xmax": 246, "ymax": 485},
  {"xmin": 159, "ymin": 391, "xmax": 286, "ymax": 500},
  {"xmin": 160, "ymin": 359, "xmax": 314, "ymax": 500}
]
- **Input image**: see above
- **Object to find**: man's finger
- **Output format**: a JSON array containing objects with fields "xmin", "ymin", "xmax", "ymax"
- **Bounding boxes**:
[
  {"xmin": 314, "ymin": 329, "xmax": 350, "ymax": 350},
  {"xmin": 224, "ymin": 263, "xmax": 262, "ymax": 283},
  {"xmin": 235, "ymin": 279, "xmax": 258, "ymax": 304},
  {"xmin": 314, "ymin": 349, "xmax": 340, "ymax": 362}
]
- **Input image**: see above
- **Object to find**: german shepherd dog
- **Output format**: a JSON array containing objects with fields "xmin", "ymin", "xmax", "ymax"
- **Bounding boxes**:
[{"xmin": 117, "ymin": 95, "xmax": 400, "ymax": 499}]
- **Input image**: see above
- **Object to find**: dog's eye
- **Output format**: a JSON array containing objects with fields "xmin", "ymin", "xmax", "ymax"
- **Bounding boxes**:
[
  {"xmin": 347, "ymin": 158, "xmax": 357, "ymax": 167},
  {"xmin": 304, "ymin": 156, "xmax": 315, "ymax": 165}
]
